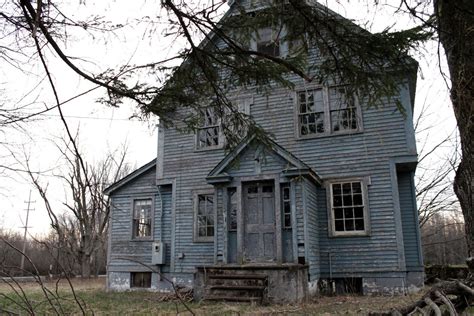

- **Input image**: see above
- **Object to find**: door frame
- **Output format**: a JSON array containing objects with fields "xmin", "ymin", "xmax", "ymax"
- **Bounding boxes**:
[{"xmin": 226, "ymin": 174, "xmax": 282, "ymax": 264}]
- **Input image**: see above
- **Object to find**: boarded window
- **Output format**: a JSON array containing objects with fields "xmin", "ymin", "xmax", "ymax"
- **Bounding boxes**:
[
  {"xmin": 131, "ymin": 272, "xmax": 151, "ymax": 288},
  {"xmin": 195, "ymin": 193, "xmax": 215, "ymax": 241},
  {"xmin": 197, "ymin": 107, "xmax": 220, "ymax": 149},
  {"xmin": 132, "ymin": 199, "xmax": 152, "ymax": 238},
  {"xmin": 330, "ymin": 181, "xmax": 367, "ymax": 235}
]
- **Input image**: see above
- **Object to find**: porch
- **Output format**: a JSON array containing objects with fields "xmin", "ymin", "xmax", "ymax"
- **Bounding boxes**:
[{"xmin": 193, "ymin": 264, "xmax": 308, "ymax": 303}]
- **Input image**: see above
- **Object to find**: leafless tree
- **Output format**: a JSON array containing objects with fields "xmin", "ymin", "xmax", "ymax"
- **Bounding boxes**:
[{"xmin": 25, "ymin": 135, "xmax": 129, "ymax": 278}]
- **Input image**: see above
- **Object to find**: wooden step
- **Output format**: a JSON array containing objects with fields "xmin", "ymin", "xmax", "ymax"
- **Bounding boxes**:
[
  {"xmin": 210, "ymin": 285, "xmax": 266, "ymax": 291},
  {"xmin": 208, "ymin": 274, "xmax": 267, "ymax": 280},
  {"xmin": 204, "ymin": 296, "xmax": 262, "ymax": 302}
]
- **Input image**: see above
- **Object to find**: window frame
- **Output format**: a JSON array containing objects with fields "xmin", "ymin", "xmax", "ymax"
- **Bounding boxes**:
[
  {"xmin": 195, "ymin": 107, "xmax": 224, "ymax": 151},
  {"xmin": 326, "ymin": 177, "xmax": 371, "ymax": 237},
  {"xmin": 131, "ymin": 197, "xmax": 154, "ymax": 241},
  {"xmin": 193, "ymin": 189, "xmax": 216, "ymax": 243},
  {"xmin": 294, "ymin": 86, "xmax": 363, "ymax": 139},
  {"xmin": 130, "ymin": 272, "xmax": 152, "ymax": 288}
]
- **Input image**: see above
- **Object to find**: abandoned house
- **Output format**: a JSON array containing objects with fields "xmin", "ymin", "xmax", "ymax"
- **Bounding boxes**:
[{"xmin": 104, "ymin": 0, "xmax": 423, "ymax": 302}]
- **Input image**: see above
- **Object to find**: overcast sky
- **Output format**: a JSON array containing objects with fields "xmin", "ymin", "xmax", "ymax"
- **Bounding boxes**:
[{"xmin": 0, "ymin": 1, "xmax": 456, "ymax": 236}]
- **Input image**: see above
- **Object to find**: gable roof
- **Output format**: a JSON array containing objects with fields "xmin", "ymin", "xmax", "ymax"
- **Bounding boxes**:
[
  {"xmin": 207, "ymin": 135, "xmax": 321, "ymax": 184},
  {"xmin": 104, "ymin": 159, "xmax": 156, "ymax": 195}
]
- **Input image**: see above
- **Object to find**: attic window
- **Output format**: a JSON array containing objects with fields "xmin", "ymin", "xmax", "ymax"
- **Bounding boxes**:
[{"xmin": 256, "ymin": 27, "xmax": 280, "ymax": 57}]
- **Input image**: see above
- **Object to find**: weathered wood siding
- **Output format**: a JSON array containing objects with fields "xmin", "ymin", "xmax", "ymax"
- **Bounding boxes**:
[
  {"xmin": 108, "ymin": 168, "xmax": 173, "ymax": 273},
  {"xmin": 134, "ymin": 3, "xmax": 418, "ymax": 278},
  {"xmin": 398, "ymin": 171, "xmax": 423, "ymax": 269},
  {"xmin": 304, "ymin": 178, "xmax": 320, "ymax": 281}
]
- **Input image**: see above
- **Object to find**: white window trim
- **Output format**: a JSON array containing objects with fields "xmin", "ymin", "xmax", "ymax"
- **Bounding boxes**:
[
  {"xmin": 131, "ymin": 197, "xmax": 154, "ymax": 241},
  {"xmin": 251, "ymin": 24, "xmax": 289, "ymax": 58},
  {"xmin": 294, "ymin": 86, "xmax": 363, "ymax": 139},
  {"xmin": 326, "ymin": 177, "xmax": 371, "ymax": 237},
  {"xmin": 193, "ymin": 189, "xmax": 216, "ymax": 243},
  {"xmin": 195, "ymin": 107, "xmax": 224, "ymax": 151}
]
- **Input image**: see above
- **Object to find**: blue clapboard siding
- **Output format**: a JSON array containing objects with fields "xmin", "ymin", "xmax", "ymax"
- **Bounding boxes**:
[
  {"xmin": 107, "ymin": 2, "xmax": 419, "ymax": 280},
  {"xmin": 108, "ymin": 168, "xmax": 173, "ymax": 273},
  {"xmin": 304, "ymin": 179, "xmax": 320, "ymax": 281},
  {"xmin": 156, "ymin": 185, "xmax": 173, "ymax": 272},
  {"xmin": 398, "ymin": 171, "xmax": 422, "ymax": 269},
  {"xmin": 108, "ymin": 167, "xmax": 157, "ymax": 271}
]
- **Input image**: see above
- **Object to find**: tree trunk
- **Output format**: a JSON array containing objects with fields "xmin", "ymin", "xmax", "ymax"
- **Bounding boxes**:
[
  {"xmin": 435, "ymin": 0, "xmax": 474, "ymax": 256},
  {"xmin": 81, "ymin": 253, "xmax": 91, "ymax": 278}
]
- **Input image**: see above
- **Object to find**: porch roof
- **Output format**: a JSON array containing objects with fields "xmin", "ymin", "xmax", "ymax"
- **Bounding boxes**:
[{"xmin": 206, "ymin": 135, "xmax": 321, "ymax": 185}]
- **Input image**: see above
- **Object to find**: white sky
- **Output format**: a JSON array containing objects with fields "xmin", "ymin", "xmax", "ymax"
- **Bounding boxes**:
[{"xmin": 0, "ymin": 1, "xmax": 456, "ymax": 236}]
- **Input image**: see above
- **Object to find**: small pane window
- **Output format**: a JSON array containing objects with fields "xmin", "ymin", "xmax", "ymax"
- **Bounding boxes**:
[
  {"xmin": 329, "ymin": 87, "xmax": 358, "ymax": 132},
  {"xmin": 133, "ymin": 199, "xmax": 152, "ymax": 238},
  {"xmin": 131, "ymin": 272, "xmax": 151, "ymax": 288},
  {"xmin": 197, "ymin": 108, "xmax": 220, "ymax": 149},
  {"xmin": 281, "ymin": 184, "xmax": 292, "ymax": 229},
  {"xmin": 331, "ymin": 181, "xmax": 367, "ymax": 235},
  {"xmin": 196, "ymin": 193, "xmax": 215, "ymax": 241},
  {"xmin": 298, "ymin": 90, "xmax": 325, "ymax": 136}
]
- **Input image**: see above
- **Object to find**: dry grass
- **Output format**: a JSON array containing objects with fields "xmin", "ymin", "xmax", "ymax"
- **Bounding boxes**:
[{"xmin": 0, "ymin": 277, "xmax": 433, "ymax": 315}]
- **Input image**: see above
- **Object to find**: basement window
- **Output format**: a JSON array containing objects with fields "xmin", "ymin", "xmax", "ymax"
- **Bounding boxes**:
[{"xmin": 131, "ymin": 272, "xmax": 151, "ymax": 288}]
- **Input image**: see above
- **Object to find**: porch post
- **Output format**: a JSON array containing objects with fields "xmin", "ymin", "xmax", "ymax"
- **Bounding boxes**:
[
  {"xmin": 236, "ymin": 180, "xmax": 243, "ymax": 264},
  {"xmin": 275, "ymin": 175, "xmax": 283, "ymax": 264}
]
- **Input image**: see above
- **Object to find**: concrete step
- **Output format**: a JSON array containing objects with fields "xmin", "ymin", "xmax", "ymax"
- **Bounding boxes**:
[{"xmin": 208, "ymin": 274, "xmax": 267, "ymax": 280}]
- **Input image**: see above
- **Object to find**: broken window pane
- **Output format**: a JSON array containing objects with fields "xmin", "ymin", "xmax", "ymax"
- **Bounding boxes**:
[{"xmin": 133, "ymin": 199, "xmax": 152, "ymax": 238}]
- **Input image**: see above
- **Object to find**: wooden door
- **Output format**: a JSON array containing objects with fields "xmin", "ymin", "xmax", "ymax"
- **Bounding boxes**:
[{"xmin": 243, "ymin": 181, "xmax": 276, "ymax": 262}]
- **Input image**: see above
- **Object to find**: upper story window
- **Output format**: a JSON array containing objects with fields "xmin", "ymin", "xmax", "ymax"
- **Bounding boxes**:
[
  {"xmin": 194, "ymin": 192, "xmax": 215, "ymax": 242},
  {"xmin": 328, "ymin": 179, "xmax": 370, "ymax": 237},
  {"xmin": 297, "ymin": 86, "xmax": 361, "ymax": 138},
  {"xmin": 196, "ymin": 107, "xmax": 221, "ymax": 150},
  {"xmin": 256, "ymin": 27, "xmax": 281, "ymax": 57},
  {"xmin": 132, "ymin": 199, "xmax": 152, "ymax": 239},
  {"xmin": 329, "ymin": 87, "xmax": 358, "ymax": 132}
]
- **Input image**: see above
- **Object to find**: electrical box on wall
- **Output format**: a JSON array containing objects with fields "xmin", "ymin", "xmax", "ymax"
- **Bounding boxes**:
[{"xmin": 151, "ymin": 242, "xmax": 166, "ymax": 265}]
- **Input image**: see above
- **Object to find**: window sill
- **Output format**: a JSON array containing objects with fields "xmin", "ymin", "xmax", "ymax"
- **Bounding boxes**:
[
  {"xmin": 130, "ymin": 238, "xmax": 153, "ymax": 242},
  {"xmin": 193, "ymin": 238, "xmax": 214, "ymax": 243},
  {"xmin": 297, "ymin": 129, "xmax": 363, "ymax": 141},
  {"xmin": 194, "ymin": 145, "xmax": 224, "ymax": 153},
  {"xmin": 329, "ymin": 231, "xmax": 370, "ymax": 238}
]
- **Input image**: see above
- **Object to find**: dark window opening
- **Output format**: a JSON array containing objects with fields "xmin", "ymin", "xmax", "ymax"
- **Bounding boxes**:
[
  {"xmin": 318, "ymin": 278, "xmax": 363, "ymax": 295},
  {"xmin": 298, "ymin": 256, "xmax": 306, "ymax": 265},
  {"xmin": 197, "ymin": 194, "xmax": 214, "ymax": 238},
  {"xmin": 132, "ymin": 199, "xmax": 152, "ymax": 238},
  {"xmin": 281, "ymin": 184, "xmax": 292, "ymax": 229},
  {"xmin": 227, "ymin": 188, "xmax": 237, "ymax": 231},
  {"xmin": 131, "ymin": 272, "xmax": 151, "ymax": 288}
]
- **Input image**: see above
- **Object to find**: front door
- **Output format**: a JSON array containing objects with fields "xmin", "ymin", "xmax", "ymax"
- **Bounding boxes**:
[{"xmin": 243, "ymin": 181, "xmax": 276, "ymax": 262}]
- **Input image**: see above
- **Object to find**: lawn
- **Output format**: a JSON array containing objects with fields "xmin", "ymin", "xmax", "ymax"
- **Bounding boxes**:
[{"xmin": 0, "ymin": 277, "xmax": 432, "ymax": 315}]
